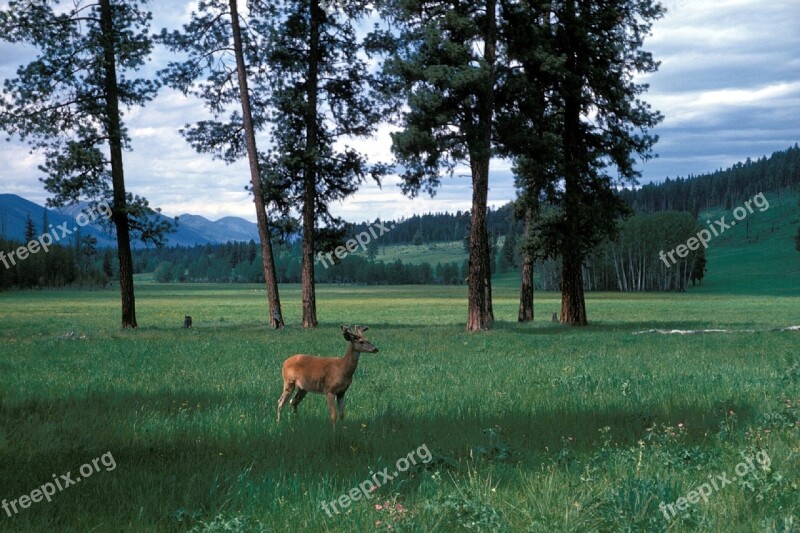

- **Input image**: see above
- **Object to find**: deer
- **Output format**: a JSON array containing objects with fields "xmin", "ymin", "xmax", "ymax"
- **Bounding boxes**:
[{"xmin": 276, "ymin": 325, "xmax": 378, "ymax": 426}]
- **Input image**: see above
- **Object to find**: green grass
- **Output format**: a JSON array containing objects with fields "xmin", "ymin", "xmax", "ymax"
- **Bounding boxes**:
[
  {"xmin": 1, "ymin": 283, "xmax": 798, "ymax": 532},
  {"xmin": 693, "ymin": 190, "xmax": 800, "ymax": 295},
  {"xmin": 1, "ymin": 189, "xmax": 798, "ymax": 531},
  {"xmin": 373, "ymin": 240, "xmax": 468, "ymax": 266}
]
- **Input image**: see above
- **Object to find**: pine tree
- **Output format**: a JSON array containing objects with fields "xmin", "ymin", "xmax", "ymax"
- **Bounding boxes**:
[
  {"xmin": 0, "ymin": 0, "xmax": 170, "ymax": 327},
  {"xmin": 23, "ymin": 213, "xmax": 36, "ymax": 243},
  {"xmin": 377, "ymin": 0, "xmax": 501, "ymax": 331},
  {"xmin": 795, "ymin": 225, "xmax": 800, "ymax": 252},
  {"xmin": 503, "ymin": 0, "xmax": 664, "ymax": 325},
  {"xmin": 254, "ymin": 0, "xmax": 389, "ymax": 328},
  {"xmin": 158, "ymin": 0, "xmax": 285, "ymax": 328}
]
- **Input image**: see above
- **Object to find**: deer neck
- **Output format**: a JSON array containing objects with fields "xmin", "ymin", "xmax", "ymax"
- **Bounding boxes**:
[{"xmin": 342, "ymin": 342, "xmax": 361, "ymax": 377}]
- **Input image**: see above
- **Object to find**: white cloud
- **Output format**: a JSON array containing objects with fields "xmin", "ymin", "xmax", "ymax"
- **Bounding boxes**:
[{"xmin": 1, "ymin": 0, "xmax": 797, "ymax": 222}]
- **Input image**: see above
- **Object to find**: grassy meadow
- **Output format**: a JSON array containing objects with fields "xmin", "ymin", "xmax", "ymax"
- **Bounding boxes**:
[
  {"xmin": 1, "ymin": 190, "xmax": 799, "ymax": 532},
  {"xmin": 1, "ymin": 281, "xmax": 798, "ymax": 532}
]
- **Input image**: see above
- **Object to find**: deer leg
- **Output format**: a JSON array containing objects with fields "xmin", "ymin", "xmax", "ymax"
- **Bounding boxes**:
[
  {"xmin": 290, "ymin": 389, "xmax": 308, "ymax": 413},
  {"xmin": 276, "ymin": 381, "xmax": 295, "ymax": 422},
  {"xmin": 326, "ymin": 392, "xmax": 338, "ymax": 426},
  {"xmin": 336, "ymin": 392, "xmax": 346, "ymax": 421}
]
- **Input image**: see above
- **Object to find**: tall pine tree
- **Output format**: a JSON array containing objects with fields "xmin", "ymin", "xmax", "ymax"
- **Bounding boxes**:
[
  {"xmin": 377, "ymin": 0, "xmax": 501, "ymax": 331},
  {"xmin": 254, "ymin": 0, "xmax": 388, "ymax": 328},
  {"xmin": 503, "ymin": 0, "xmax": 663, "ymax": 325},
  {"xmin": 0, "ymin": 0, "xmax": 170, "ymax": 328},
  {"xmin": 158, "ymin": 0, "xmax": 285, "ymax": 328}
]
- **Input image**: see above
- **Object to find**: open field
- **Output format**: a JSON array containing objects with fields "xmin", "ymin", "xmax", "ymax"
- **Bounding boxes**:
[
  {"xmin": 373, "ymin": 240, "xmax": 469, "ymax": 266},
  {"xmin": 1, "ymin": 282, "xmax": 798, "ymax": 532}
]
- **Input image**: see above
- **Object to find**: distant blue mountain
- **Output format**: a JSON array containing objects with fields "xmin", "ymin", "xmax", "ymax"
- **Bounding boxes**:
[
  {"xmin": 0, "ymin": 194, "xmax": 260, "ymax": 247},
  {"xmin": 177, "ymin": 213, "xmax": 261, "ymax": 244}
]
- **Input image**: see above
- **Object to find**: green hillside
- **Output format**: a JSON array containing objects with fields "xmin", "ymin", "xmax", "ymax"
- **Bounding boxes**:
[
  {"xmin": 692, "ymin": 190, "xmax": 799, "ymax": 296},
  {"xmin": 372, "ymin": 240, "xmax": 468, "ymax": 266},
  {"xmin": 373, "ymin": 189, "xmax": 800, "ymax": 295}
]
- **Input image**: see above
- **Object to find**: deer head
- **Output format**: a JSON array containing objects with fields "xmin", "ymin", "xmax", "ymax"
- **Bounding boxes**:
[{"xmin": 341, "ymin": 325, "xmax": 379, "ymax": 353}]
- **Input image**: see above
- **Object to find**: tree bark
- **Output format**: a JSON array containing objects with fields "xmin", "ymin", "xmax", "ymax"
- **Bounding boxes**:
[
  {"xmin": 301, "ymin": 1, "xmax": 322, "ymax": 328},
  {"xmin": 518, "ymin": 207, "xmax": 534, "ymax": 322},
  {"xmin": 229, "ymin": 0, "xmax": 284, "ymax": 328},
  {"xmin": 560, "ymin": 248, "xmax": 587, "ymax": 325},
  {"xmin": 99, "ymin": 0, "xmax": 136, "ymax": 329},
  {"xmin": 467, "ymin": 157, "xmax": 492, "ymax": 331},
  {"xmin": 559, "ymin": 0, "xmax": 587, "ymax": 326},
  {"xmin": 466, "ymin": 0, "xmax": 497, "ymax": 332}
]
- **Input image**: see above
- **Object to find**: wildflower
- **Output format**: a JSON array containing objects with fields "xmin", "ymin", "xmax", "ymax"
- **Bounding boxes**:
[{"xmin": 375, "ymin": 504, "xmax": 383, "ymax": 510}]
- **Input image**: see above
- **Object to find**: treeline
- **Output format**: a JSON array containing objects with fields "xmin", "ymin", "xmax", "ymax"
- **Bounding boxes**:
[
  {"xmin": 133, "ymin": 240, "xmax": 467, "ymax": 286},
  {"xmin": 0, "ymin": 237, "xmax": 114, "ymax": 290},
  {"xmin": 618, "ymin": 144, "xmax": 800, "ymax": 215},
  {"xmin": 365, "ymin": 145, "xmax": 800, "ymax": 248},
  {"xmin": 347, "ymin": 204, "xmax": 514, "ymax": 247},
  {"xmin": 531, "ymin": 212, "xmax": 706, "ymax": 292},
  {"xmin": 8, "ymin": 145, "xmax": 797, "ymax": 291}
]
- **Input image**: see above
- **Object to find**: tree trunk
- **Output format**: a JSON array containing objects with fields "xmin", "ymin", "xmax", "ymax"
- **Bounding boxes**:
[
  {"xmin": 518, "ymin": 207, "xmax": 534, "ymax": 322},
  {"xmin": 229, "ymin": 0, "xmax": 284, "ymax": 329},
  {"xmin": 99, "ymin": 0, "xmax": 136, "ymax": 329},
  {"xmin": 301, "ymin": 1, "xmax": 322, "ymax": 328},
  {"xmin": 560, "ymin": 249, "xmax": 587, "ymax": 325},
  {"xmin": 466, "ymin": 0, "xmax": 497, "ymax": 332},
  {"xmin": 559, "ymin": 0, "xmax": 587, "ymax": 326},
  {"xmin": 467, "ymin": 157, "xmax": 493, "ymax": 331}
]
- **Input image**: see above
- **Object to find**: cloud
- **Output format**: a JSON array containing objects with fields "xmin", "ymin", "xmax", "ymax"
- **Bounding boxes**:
[
  {"xmin": 638, "ymin": 0, "xmax": 800, "ymax": 181},
  {"xmin": 0, "ymin": 0, "xmax": 797, "ymax": 223}
]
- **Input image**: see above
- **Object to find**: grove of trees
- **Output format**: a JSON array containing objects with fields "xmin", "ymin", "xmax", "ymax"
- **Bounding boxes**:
[{"xmin": 4, "ymin": 1, "xmax": 794, "ymax": 329}]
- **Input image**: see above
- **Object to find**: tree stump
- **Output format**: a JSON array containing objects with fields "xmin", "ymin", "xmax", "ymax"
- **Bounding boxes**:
[{"xmin": 183, "ymin": 315, "xmax": 192, "ymax": 328}]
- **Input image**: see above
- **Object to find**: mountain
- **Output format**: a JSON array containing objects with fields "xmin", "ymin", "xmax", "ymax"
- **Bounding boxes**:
[
  {"xmin": 177, "ymin": 214, "xmax": 260, "ymax": 244},
  {"xmin": 0, "ymin": 194, "xmax": 259, "ymax": 247}
]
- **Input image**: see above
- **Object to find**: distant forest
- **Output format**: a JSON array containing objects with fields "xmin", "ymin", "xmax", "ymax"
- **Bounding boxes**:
[
  {"xmin": 2, "ymin": 145, "xmax": 799, "ymax": 291},
  {"xmin": 619, "ymin": 144, "xmax": 800, "ymax": 215}
]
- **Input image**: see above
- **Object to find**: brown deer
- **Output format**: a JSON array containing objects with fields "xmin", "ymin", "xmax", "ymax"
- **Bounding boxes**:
[{"xmin": 276, "ymin": 325, "xmax": 378, "ymax": 425}]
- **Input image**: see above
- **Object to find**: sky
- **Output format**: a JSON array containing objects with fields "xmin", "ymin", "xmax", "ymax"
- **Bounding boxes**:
[{"xmin": 0, "ymin": 0, "xmax": 798, "ymax": 224}]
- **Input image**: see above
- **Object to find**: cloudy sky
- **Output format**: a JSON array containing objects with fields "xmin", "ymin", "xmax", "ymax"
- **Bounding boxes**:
[{"xmin": 0, "ymin": 0, "xmax": 798, "ymax": 224}]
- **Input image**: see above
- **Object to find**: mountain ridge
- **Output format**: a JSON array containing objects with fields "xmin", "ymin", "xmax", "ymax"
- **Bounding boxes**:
[{"xmin": 0, "ymin": 194, "xmax": 260, "ymax": 247}]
